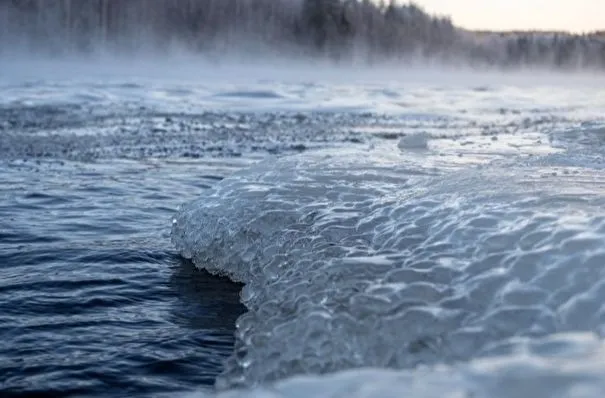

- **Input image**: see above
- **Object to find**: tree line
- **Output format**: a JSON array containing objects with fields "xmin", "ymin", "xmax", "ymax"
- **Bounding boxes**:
[{"xmin": 1, "ymin": 0, "xmax": 604, "ymax": 70}]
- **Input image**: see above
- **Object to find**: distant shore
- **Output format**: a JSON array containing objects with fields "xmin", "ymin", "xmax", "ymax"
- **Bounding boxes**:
[{"xmin": 1, "ymin": 0, "xmax": 603, "ymax": 70}]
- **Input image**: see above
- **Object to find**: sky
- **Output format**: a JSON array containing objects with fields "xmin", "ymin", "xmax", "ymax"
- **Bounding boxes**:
[{"xmin": 413, "ymin": 0, "xmax": 603, "ymax": 33}]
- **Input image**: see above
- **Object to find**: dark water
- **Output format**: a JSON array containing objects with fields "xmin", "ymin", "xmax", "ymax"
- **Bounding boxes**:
[
  {"xmin": 0, "ymin": 158, "xmax": 247, "ymax": 397},
  {"xmin": 0, "ymin": 79, "xmax": 373, "ymax": 396}
]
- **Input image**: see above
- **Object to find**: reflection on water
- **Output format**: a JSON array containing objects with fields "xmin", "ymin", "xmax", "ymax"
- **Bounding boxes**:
[{"xmin": 170, "ymin": 258, "xmax": 244, "ymax": 332}]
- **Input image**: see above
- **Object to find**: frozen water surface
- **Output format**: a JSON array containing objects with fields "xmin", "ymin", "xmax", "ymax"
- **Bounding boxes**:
[
  {"xmin": 2, "ymin": 60, "xmax": 605, "ymax": 397},
  {"xmin": 164, "ymin": 66, "xmax": 605, "ymax": 396}
]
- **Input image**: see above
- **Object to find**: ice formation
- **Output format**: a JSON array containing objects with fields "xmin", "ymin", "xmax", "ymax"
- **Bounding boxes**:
[{"xmin": 172, "ymin": 145, "xmax": 605, "ymax": 394}]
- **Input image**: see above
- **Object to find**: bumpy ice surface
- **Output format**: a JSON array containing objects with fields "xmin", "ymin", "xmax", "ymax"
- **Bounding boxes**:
[
  {"xmin": 183, "ymin": 333, "xmax": 605, "ymax": 398},
  {"xmin": 172, "ymin": 131, "xmax": 605, "ymax": 396}
]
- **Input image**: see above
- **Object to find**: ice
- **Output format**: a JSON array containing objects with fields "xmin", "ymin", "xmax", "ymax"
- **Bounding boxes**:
[
  {"xmin": 398, "ymin": 132, "xmax": 429, "ymax": 150},
  {"xmin": 171, "ymin": 143, "xmax": 605, "ymax": 392},
  {"xmin": 182, "ymin": 333, "xmax": 605, "ymax": 398}
]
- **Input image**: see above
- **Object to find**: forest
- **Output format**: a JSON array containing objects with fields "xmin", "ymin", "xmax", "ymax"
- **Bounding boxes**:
[{"xmin": 1, "ymin": 0, "xmax": 604, "ymax": 70}]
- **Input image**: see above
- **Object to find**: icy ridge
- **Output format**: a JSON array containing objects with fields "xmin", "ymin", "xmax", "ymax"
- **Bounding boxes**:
[{"xmin": 171, "ymin": 147, "xmax": 605, "ymax": 391}]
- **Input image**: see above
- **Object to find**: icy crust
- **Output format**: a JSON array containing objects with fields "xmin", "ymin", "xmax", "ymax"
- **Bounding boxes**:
[
  {"xmin": 171, "ymin": 147, "xmax": 605, "ymax": 390},
  {"xmin": 185, "ymin": 333, "xmax": 605, "ymax": 398}
]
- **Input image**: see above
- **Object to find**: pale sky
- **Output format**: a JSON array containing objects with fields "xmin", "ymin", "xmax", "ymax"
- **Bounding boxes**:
[{"xmin": 413, "ymin": 0, "xmax": 603, "ymax": 33}]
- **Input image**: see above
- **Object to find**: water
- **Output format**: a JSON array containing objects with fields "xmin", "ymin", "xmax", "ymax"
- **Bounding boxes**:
[
  {"xmin": 0, "ymin": 155, "xmax": 247, "ymax": 395},
  {"xmin": 2, "ymin": 63, "xmax": 605, "ymax": 397}
]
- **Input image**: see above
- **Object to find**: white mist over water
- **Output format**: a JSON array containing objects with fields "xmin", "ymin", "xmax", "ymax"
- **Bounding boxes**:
[
  {"xmin": 2, "ymin": 0, "xmax": 604, "ymax": 70},
  {"xmin": 2, "ymin": 55, "xmax": 603, "ymax": 118}
]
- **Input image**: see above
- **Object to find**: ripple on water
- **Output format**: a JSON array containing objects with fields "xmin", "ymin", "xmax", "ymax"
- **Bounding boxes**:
[
  {"xmin": 0, "ymin": 158, "xmax": 246, "ymax": 396},
  {"xmin": 0, "ymin": 243, "xmax": 245, "ymax": 396}
]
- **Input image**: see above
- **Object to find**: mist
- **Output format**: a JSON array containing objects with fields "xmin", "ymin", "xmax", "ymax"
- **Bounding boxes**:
[{"xmin": 1, "ymin": 0, "xmax": 604, "ymax": 73}]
